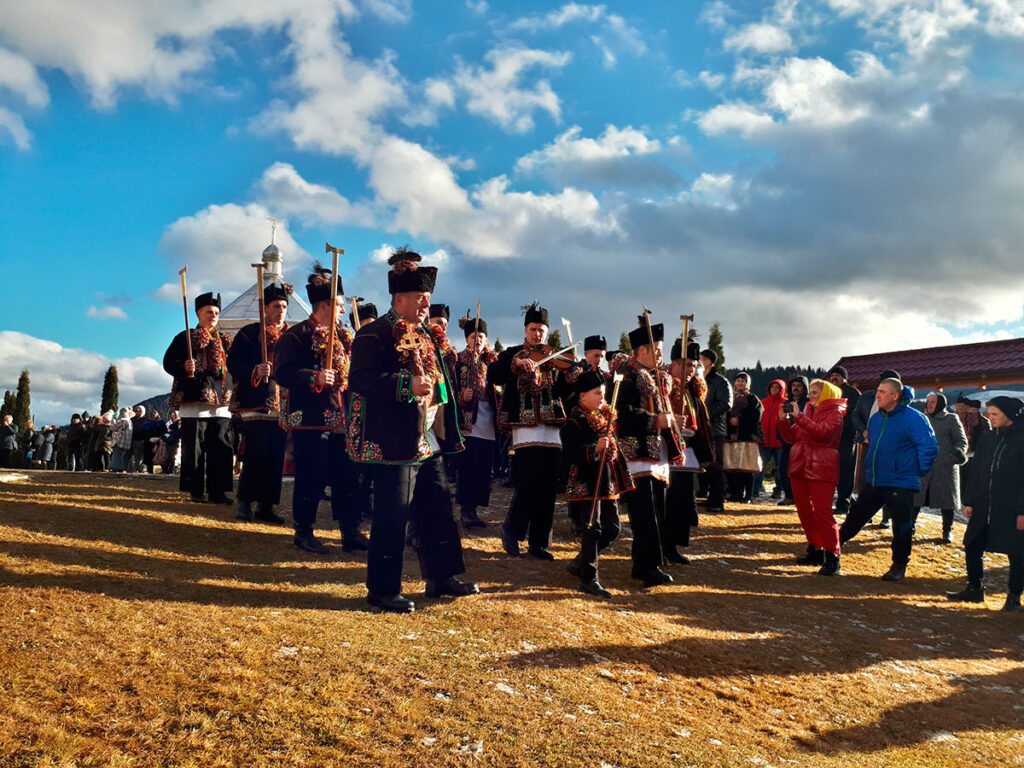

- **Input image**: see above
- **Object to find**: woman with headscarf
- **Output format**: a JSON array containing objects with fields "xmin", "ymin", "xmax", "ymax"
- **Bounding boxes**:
[
  {"xmin": 947, "ymin": 396, "xmax": 1024, "ymax": 613},
  {"xmin": 777, "ymin": 379, "xmax": 847, "ymax": 576},
  {"xmin": 913, "ymin": 392, "xmax": 968, "ymax": 543}
]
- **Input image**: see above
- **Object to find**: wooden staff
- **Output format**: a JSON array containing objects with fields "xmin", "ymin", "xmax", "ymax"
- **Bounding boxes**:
[
  {"xmin": 642, "ymin": 306, "xmax": 683, "ymax": 444},
  {"xmin": 350, "ymin": 296, "xmax": 365, "ymax": 331},
  {"xmin": 678, "ymin": 313, "xmax": 695, "ymax": 421},
  {"xmin": 324, "ymin": 242, "xmax": 344, "ymax": 371},
  {"xmin": 473, "ymin": 299, "xmax": 482, "ymax": 359},
  {"xmin": 587, "ymin": 372, "xmax": 624, "ymax": 530},
  {"xmin": 251, "ymin": 262, "xmax": 269, "ymax": 383},
  {"xmin": 178, "ymin": 266, "xmax": 194, "ymax": 378}
]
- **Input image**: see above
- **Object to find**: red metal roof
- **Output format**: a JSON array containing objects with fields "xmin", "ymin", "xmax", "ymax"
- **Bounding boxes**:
[{"xmin": 833, "ymin": 337, "xmax": 1024, "ymax": 389}]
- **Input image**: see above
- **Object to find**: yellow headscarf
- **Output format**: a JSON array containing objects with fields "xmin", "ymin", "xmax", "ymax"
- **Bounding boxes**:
[{"xmin": 811, "ymin": 379, "xmax": 843, "ymax": 405}]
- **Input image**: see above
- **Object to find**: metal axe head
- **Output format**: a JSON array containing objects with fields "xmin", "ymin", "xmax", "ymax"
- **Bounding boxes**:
[
  {"xmin": 325, "ymin": 242, "xmax": 345, "ymax": 256},
  {"xmin": 178, "ymin": 266, "xmax": 187, "ymax": 276},
  {"xmin": 680, "ymin": 313, "xmax": 695, "ymax": 322}
]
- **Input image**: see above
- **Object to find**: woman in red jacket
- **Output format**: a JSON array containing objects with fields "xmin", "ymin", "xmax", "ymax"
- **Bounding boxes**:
[{"xmin": 777, "ymin": 379, "xmax": 847, "ymax": 576}]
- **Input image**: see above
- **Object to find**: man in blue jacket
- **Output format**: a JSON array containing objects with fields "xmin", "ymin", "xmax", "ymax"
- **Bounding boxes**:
[{"xmin": 839, "ymin": 378, "xmax": 938, "ymax": 581}]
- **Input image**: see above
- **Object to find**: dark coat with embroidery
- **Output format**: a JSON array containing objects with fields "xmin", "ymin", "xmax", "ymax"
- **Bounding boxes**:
[
  {"xmin": 563, "ymin": 361, "xmax": 614, "ymax": 413},
  {"xmin": 274, "ymin": 319, "xmax": 350, "ymax": 431},
  {"xmin": 963, "ymin": 420, "xmax": 1024, "ymax": 557},
  {"xmin": 488, "ymin": 344, "xmax": 571, "ymax": 429},
  {"xmin": 611, "ymin": 356, "xmax": 682, "ymax": 464},
  {"xmin": 455, "ymin": 347, "xmax": 499, "ymax": 431},
  {"xmin": 669, "ymin": 375, "xmax": 714, "ymax": 465},
  {"xmin": 560, "ymin": 404, "xmax": 635, "ymax": 501},
  {"xmin": 227, "ymin": 321, "xmax": 285, "ymax": 414},
  {"xmin": 163, "ymin": 328, "xmax": 232, "ymax": 407},
  {"xmin": 348, "ymin": 310, "xmax": 463, "ymax": 464},
  {"xmin": 728, "ymin": 390, "xmax": 765, "ymax": 443}
]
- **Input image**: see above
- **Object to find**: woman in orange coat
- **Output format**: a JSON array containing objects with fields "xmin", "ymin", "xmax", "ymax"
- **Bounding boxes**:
[{"xmin": 777, "ymin": 379, "xmax": 847, "ymax": 576}]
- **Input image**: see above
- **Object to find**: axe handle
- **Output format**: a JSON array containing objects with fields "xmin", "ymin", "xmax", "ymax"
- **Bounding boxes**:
[{"xmin": 179, "ymin": 269, "xmax": 194, "ymax": 378}]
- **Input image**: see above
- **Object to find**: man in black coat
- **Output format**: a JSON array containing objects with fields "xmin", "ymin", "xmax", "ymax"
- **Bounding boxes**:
[
  {"xmin": 828, "ymin": 365, "xmax": 861, "ymax": 515},
  {"xmin": 0, "ymin": 415, "xmax": 17, "ymax": 469},
  {"xmin": 700, "ymin": 348, "xmax": 732, "ymax": 511},
  {"xmin": 226, "ymin": 282, "xmax": 292, "ymax": 525},
  {"xmin": 275, "ymin": 267, "xmax": 368, "ymax": 554},
  {"xmin": 488, "ymin": 302, "xmax": 572, "ymax": 560},
  {"xmin": 348, "ymin": 248, "xmax": 477, "ymax": 613},
  {"xmin": 162, "ymin": 292, "xmax": 234, "ymax": 504}
]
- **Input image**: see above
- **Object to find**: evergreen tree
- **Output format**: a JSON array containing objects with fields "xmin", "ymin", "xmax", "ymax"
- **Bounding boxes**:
[
  {"xmin": 493, "ymin": 337, "xmax": 504, "ymax": 354},
  {"xmin": 548, "ymin": 329, "xmax": 562, "ymax": 349},
  {"xmin": 0, "ymin": 390, "xmax": 12, "ymax": 421},
  {"xmin": 13, "ymin": 370, "xmax": 30, "ymax": 428},
  {"xmin": 707, "ymin": 322, "xmax": 726, "ymax": 370},
  {"xmin": 618, "ymin": 332, "xmax": 632, "ymax": 355},
  {"xmin": 101, "ymin": 365, "xmax": 119, "ymax": 414}
]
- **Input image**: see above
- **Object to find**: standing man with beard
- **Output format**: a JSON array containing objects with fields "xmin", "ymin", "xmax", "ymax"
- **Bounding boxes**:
[
  {"xmin": 489, "ymin": 302, "xmax": 571, "ymax": 560},
  {"xmin": 348, "ymin": 248, "xmax": 477, "ymax": 613},
  {"xmin": 163, "ymin": 292, "xmax": 234, "ymax": 505},
  {"xmin": 227, "ymin": 281, "xmax": 293, "ymax": 524},
  {"xmin": 275, "ymin": 267, "xmax": 369, "ymax": 554}
]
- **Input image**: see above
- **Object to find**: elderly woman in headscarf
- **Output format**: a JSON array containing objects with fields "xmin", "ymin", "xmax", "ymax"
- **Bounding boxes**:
[
  {"xmin": 947, "ymin": 396, "xmax": 1024, "ymax": 613},
  {"xmin": 913, "ymin": 392, "xmax": 968, "ymax": 543},
  {"xmin": 777, "ymin": 379, "xmax": 847, "ymax": 576}
]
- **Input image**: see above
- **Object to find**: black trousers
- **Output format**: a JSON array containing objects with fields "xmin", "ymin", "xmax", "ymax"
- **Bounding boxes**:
[
  {"xmin": 505, "ymin": 446, "xmax": 561, "ymax": 552},
  {"xmin": 237, "ymin": 420, "xmax": 287, "ymax": 506},
  {"xmin": 965, "ymin": 532, "xmax": 1024, "ymax": 594},
  {"xmin": 835, "ymin": 435, "xmax": 857, "ymax": 511},
  {"xmin": 367, "ymin": 455, "xmax": 466, "ymax": 596},
  {"xmin": 179, "ymin": 417, "xmax": 233, "ymax": 496},
  {"xmin": 666, "ymin": 469, "xmax": 699, "ymax": 548},
  {"xmin": 839, "ymin": 484, "xmax": 917, "ymax": 565},
  {"xmin": 569, "ymin": 498, "xmax": 619, "ymax": 580},
  {"xmin": 708, "ymin": 436, "xmax": 726, "ymax": 505},
  {"xmin": 778, "ymin": 443, "xmax": 793, "ymax": 497},
  {"xmin": 726, "ymin": 472, "xmax": 755, "ymax": 500},
  {"xmin": 457, "ymin": 436, "xmax": 495, "ymax": 512},
  {"xmin": 291, "ymin": 430, "xmax": 359, "ymax": 536},
  {"xmin": 623, "ymin": 475, "xmax": 667, "ymax": 574}
]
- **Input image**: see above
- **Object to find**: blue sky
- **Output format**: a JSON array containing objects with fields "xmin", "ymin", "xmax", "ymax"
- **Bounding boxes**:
[{"xmin": 2, "ymin": 0, "xmax": 1024, "ymax": 423}]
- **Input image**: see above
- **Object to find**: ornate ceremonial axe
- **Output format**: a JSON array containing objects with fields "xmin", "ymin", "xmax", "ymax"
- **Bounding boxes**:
[
  {"xmin": 251, "ymin": 262, "xmax": 269, "ymax": 383},
  {"xmin": 324, "ymin": 242, "xmax": 344, "ymax": 371},
  {"xmin": 587, "ymin": 372, "xmax": 624, "ymax": 530},
  {"xmin": 561, "ymin": 316, "xmax": 574, "ymax": 347},
  {"xmin": 178, "ymin": 266, "xmax": 194, "ymax": 378}
]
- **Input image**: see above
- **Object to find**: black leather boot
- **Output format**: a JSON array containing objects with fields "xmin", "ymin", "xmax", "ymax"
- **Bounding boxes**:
[
  {"xmin": 817, "ymin": 551, "xmax": 840, "ymax": 576},
  {"xmin": 946, "ymin": 584, "xmax": 985, "ymax": 602},
  {"xmin": 796, "ymin": 546, "xmax": 825, "ymax": 566}
]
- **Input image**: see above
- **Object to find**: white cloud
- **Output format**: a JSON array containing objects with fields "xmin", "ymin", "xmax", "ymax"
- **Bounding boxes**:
[
  {"xmin": 764, "ymin": 55, "xmax": 887, "ymax": 126},
  {"xmin": 451, "ymin": 47, "xmax": 571, "ymax": 133},
  {"xmin": 517, "ymin": 125, "xmax": 660, "ymax": 173},
  {"xmin": 697, "ymin": 102, "xmax": 775, "ymax": 136},
  {"xmin": 0, "ymin": 331, "xmax": 169, "ymax": 425},
  {"xmin": 0, "ymin": 107, "xmax": 32, "ymax": 150},
  {"xmin": 725, "ymin": 22, "xmax": 793, "ymax": 53},
  {"xmin": 0, "ymin": 47, "xmax": 49, "ymax": 107},
  {"xmin": 359, "ymin": 0, "xmax": 411, "ymax": 24},
  {"xmin": 699, "ymin": 70, "xmax": 727, "ymax": 89},
  {"xmin": 689, "ymin": 172, "xmax": 743, "ymax": 210},
  {"xmin": 156, "ymin": 203, "xmax": 311, "ymax": 300},
  {"xmin": 86, "ymin": 306, "xmax": 129, "ymax": 320},
  {"xmin": 256, "ymin": 162, "xmax": 375, "ymax": 227},
  {"xmin": 507, "ymin": 4, "xmax": 646, "ymax": 66},
  {"xmin": 508, "ymin": 3, "xmax": 605, "ymax": 32}
]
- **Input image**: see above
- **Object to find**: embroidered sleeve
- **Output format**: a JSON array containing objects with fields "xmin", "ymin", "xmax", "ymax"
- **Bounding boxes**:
[{"xmin": 397, "ymin": 372, "xmax": 415, "ymax": 403}]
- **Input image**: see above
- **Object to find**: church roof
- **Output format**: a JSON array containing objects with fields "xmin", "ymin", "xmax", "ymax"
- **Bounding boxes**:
[{"xmin": 220, "ymin": 282, "xmax": 311, "ymax": 324}]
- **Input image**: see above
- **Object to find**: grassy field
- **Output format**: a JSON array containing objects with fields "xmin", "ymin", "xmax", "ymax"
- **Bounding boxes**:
[{"xmin": 1, "ymin": 468, "xmax": 1022, "ymax": 767}]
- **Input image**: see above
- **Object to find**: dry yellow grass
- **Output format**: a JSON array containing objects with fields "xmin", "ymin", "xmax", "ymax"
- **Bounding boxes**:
[{"xmin": 1, "ymin": 468, "xmax": 1022, "ymax": 767}]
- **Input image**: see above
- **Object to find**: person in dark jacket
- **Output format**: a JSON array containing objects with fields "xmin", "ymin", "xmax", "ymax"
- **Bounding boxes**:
[
  {"xmin": 700, "ymin": 349, "xmax": 731, "ymax": 511},
  {"xmin": 776, "ymin": 375, "xmax": 810, "ymax": 506},
  {"xmin": 454, "ymin": 314, "xmax": 498, "ymax": 529},
  {"xmin": 163, "ymin": 291, "xmax": 234, "ymax": 504},
  {"xmin": 348, "ymin": 248, "xmax": 476, "ymax": 613},
  {"xmin": 839, "ymin": 379, "xmax": 938, "ymax": 581},
  {"xmin": 954, "ymin": 393, "xmax": 990, "ymax": 501},
  {"xmin": 828, "ymin": 366, "xmax": 861, "ymax": 514},
  {"xmin": 947, "ymin": 396, "xmax": 1024, "ymax": 612},
  {"xmin": 88, "ymin": 415, "xmax": 113, "ymax": 471},
  {"xmin": 488, "ymin": 302, "xmax": 571, "ymax": 560},
  {"xmin": 778, "ymin": 380, "xmax": 847, "ymax": 575},
  {"xmin": 275, "ymin": 268, "xmax": 367, "ymax": 553},
  {"xmin": 227, "ymin": 282, "xmax": 292, "ymax": 525},
  {"xmin": 562, "ymin": 370, "xmax": 635, "ymax": 597},
  {"xmin": 849, "ymin": 369, "xmax": 901, "ymax": 526},
  {"xmin": 65, "ymin": 414, "xmax": 87, "ymax": 471},
  {"xmin": 726, "ymin": 372, "xmax": 764, "ymax": 503},
  {"xmin": 913, "ymin": 392, "xmax": 968, "ymax": 543},
  {"xmin": 19, "ymin": 421, "xmax": 36, "ymax": 468},
  {"xmin": 1, "ymin": 415, "xmax": 18, "ymax": 468}
]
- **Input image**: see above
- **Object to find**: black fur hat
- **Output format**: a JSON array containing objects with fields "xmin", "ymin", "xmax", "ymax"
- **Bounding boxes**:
[
  {"xmin": 628, "ymin": 315, "xmax": 664, "ymax": 351},
  {"xmin": 459, "ymin": 315, "xmax": 488, "ymax": 338},
  {"xmin": 263, "ymin": 282, "xmax": 293, "ymax": 304},
  {"xmin": 195, "ymin": 292, "xmax": 222, "ymax": 311},
  {"xmin": 522, "ymin": 301, "xmax": 549, "ymax": 327},
  {"xmin": 573, "ymin": 369, "xmax": 607, "ymax": 395},
  {"xmin": 429, "ymin": 304, "xmax": 450, "ymax": 320},
  {"xmin": 584, "ymin": 335, "xmax": 607, "ymax": 351},
  {"xmin": 350, "ymin": 302, "xmax": 378, "ymax": 327},
  {"xmin": 306, "ymin": 264, "xmax": 343, "ymax": 305},
  {"xmin": 387, "ymin": 247, "xmax": 437, "ymax": 294}
]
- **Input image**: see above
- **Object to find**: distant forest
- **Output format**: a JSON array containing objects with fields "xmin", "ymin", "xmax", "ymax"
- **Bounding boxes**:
[{"xmin": 722, "ymin": 363, "xmax": 831, "ymax": 398}]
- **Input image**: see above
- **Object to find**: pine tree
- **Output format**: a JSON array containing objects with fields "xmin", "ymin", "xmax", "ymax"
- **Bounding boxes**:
[
  {"xmin": 493, "ymin": 337, "xmax": 504, "ymax": 354},
  {"xmin": 707, "ymin": 322, "xmax": 725, "ymax": 370},
  {"xmin": 101, "ymin": 365, "xmax": 119, "ymax": 414},
  {"xmin": 548, "ymin": 329, "xmax": 562, "ymax": 349},
  {"xmin": 13, "ymin": 370, "xmax": 30, "ymax": 428},
  {"xmin": 618, "ymin": 332, "xmax": 632, "ymax": 355}
]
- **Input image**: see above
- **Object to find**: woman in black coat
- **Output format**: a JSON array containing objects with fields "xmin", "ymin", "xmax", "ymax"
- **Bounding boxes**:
[
  {"xmin": 947, "ymin": 396, "xmax": 1024, "ymax": 612},
  {"xmin": 726, "ymin": 372, "xmax": 764, "ymax": 503}
]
